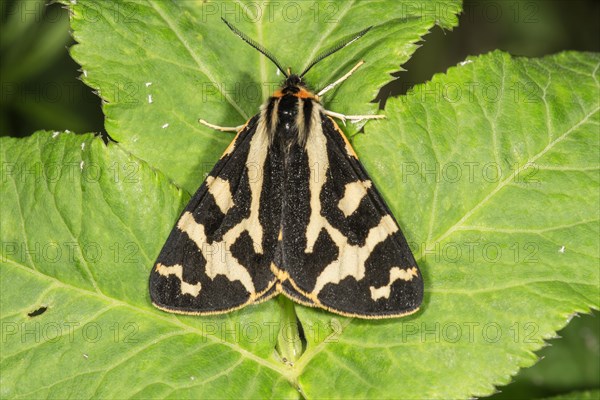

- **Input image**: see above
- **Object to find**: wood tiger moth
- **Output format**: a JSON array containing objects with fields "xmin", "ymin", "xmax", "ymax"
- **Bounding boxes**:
[{"xmin": 149, "ymin": 18, "xmax": 423, "ymax": 319}]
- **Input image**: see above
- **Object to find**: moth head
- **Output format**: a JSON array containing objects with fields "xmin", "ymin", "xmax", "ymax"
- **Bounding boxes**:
[
  {"xmin": 221, "ymin": 18, "xmax": 372, "ymax": 80},
  {"xmin": 284, "ymin": 74, "xmax": 304, "ymax": 88}
]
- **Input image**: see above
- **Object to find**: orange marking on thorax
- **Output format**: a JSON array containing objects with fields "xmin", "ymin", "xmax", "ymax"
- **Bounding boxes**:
[
  {"xmin": 295, "ymin": 88, "xmax": 317, "ymax": 99},
  {"xmin": 270, "ymin": 88, "xmax": 319, "ymax": 100}
]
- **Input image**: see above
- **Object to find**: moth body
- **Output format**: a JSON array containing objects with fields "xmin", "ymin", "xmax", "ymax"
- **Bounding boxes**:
[{"xmin": 149, "ymin": 19, "xmax": 423, "ymax": 319}]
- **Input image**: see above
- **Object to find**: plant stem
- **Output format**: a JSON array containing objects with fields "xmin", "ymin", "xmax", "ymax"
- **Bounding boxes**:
[{"xmin": 275, "ymin": 296, "xmax": 305, "ymax": 365}]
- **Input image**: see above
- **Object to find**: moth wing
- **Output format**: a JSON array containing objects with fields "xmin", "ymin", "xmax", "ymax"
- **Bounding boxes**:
[
  {"xmin": 280, "ymin": 114, "xmax": 423, "ymax": 318},
  {"xmin": 150, "ymin": 116, "xmax": 279, "ymax": 314}
]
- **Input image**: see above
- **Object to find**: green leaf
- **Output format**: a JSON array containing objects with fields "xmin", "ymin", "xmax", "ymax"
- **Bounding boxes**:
[
  {"xmin": 349, "ymin": 50, "xmax": 599, "ymax": 398},
  {"xmin": 2, "ymin": 50, "xmax": 598, "ymax": 398},
  {"xmin": 490, "ymin": 310, "xmax": 599, "ymax": 399},
  {"xmin": 2, "ymin": 0, "xmax": 599, "ymax": 397},
  {"xmin": 67, "ymin": 0, "xmax": 461, "ymax": 193},
  {"xmin": 0, "ymin": 131, "xmax": 295, "ymax": 399}
]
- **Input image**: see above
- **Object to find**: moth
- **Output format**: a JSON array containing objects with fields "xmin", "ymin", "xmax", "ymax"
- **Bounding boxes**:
[{"xmin": 149, "ymin": 18, "xmax": 423, "ymax": 319}]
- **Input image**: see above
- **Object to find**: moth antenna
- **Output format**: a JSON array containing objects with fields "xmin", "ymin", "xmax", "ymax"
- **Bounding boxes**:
[
  {"xmin": 300, "ymin": 26, "xmax": 372, "ymax": 78},
  {"xmin": 221, "ymin": 18, "xmax": 288, "ymax": 78}
]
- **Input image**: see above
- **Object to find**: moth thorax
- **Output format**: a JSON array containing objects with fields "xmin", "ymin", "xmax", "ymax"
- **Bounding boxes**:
[{"xmin": 266, "ymin": 94, "xmax": 314, "ymax": 149}]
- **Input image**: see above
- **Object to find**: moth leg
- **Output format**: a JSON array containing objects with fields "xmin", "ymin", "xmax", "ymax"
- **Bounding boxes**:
[
  {"xmin": 317, "ymin": 60, "xmax": 365, "ymax": 97},
  {"xmin": 198, "ymin": 118, "xmax": 245, "ymax": 132},
  {"xmin": 323, "ymin": 110, "xmax": 385, "ymax": 125}
]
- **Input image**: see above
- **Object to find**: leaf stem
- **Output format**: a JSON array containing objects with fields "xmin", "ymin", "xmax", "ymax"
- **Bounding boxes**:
[{"xmin": 275, "ymin": 296, "xmax": 305, "ymax": 366}]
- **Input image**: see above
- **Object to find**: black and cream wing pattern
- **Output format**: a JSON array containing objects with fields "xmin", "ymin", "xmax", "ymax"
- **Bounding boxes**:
[
  {"xmin": 150, "ymin": 98, "xmax": 423, "ymax": 318},
  {"xmin": 150, "ymin": 115, "xmax": 280, "ymax": 314},
  {"xmin": 273, "ymin": 106, "xmax": 423, "ymax": 318},
  {"xmin": 150, "ymin": 18, "xmax": 422, "ymax": 318}
]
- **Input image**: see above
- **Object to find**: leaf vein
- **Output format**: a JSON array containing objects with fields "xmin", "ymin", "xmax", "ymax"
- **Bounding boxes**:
[
  {"xmin": 1, "ymin": 258, "xmax": 287, "ymax": 377},
  {"xmin": 425, "ymin": 105, "xmax": 600, "ymax": 249},
  {"xmin": 148, "ymin": 0, "xmax": 249, "ymax": 119}
]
